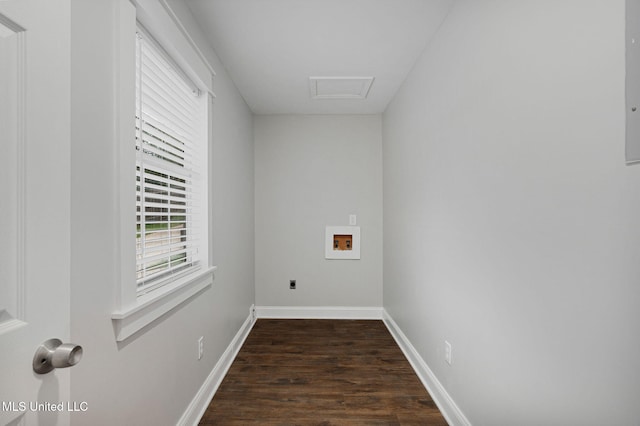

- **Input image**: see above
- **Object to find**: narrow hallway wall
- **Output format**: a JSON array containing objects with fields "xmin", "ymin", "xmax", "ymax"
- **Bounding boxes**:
[
  {"xmin": 383, "ymin": 1, "xmax": 640, "ymax": 424},
  {"xmin": 70, "ymin": 1, "xmax": 254, "ymax": 424}
]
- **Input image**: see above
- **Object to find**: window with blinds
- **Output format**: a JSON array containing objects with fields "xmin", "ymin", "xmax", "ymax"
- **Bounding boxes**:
[{"xmin": 135, "ymin": 27, "xmax": 205, "ymax": 292}]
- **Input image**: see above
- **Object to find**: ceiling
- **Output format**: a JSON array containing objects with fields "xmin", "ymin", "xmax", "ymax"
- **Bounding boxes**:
[{"xmin": 184, "ymin": 0, "xmax": 453, "ymax": 115}]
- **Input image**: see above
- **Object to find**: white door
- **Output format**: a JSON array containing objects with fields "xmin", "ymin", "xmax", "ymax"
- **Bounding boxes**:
[{"xmin": 0, "ymin": 0, "xmax": 73, "ymax": 425}]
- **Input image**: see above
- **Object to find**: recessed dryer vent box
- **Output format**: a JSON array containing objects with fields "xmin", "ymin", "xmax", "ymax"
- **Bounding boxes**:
[{"xmin": 325, "ymin": 226, "xmax": 360, "ymax": 260}]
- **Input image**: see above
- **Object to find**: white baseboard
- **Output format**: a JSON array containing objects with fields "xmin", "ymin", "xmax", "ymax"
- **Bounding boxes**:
[
  {"xmin": 255, "ymin": 305, "xmax": 383, "ymax": 319},
  {"xmin": 383, "ymin": 310, "xmax": 471, "ymax": 426},
  {"xmin": 178, "ymin": 304, "xmax": 256, "ymax": 426}
]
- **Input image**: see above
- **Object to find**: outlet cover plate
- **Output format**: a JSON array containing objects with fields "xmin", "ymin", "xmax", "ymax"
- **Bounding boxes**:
[
  {"xmin": 444, "ymin": 341, "xmax": 452, "ymax": 365},
  {"xmin": 198, "ymin": 336, "xmax": 204, "ymax": 360}
]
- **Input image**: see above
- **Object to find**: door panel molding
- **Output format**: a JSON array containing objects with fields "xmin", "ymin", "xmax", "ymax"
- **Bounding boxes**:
[{"xmin": 0, "ymin": 12, "xmax": 26, "ymax": 333}]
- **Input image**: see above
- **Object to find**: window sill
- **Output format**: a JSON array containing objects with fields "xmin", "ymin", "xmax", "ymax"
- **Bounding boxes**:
[{"xmin": 112, "ymin": 266, "xmax": 216, "ymax": 341}]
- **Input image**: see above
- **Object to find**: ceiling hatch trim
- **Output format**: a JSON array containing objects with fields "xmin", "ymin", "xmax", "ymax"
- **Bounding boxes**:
[{"xmin": 309, "ymin": 76, "xmax": 374, "ymax": 100}]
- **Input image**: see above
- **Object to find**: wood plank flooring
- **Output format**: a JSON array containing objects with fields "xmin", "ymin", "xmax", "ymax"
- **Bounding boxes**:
[{"xmin": 199, "ymin": 319, "xmax": 448, "ymax": 425}]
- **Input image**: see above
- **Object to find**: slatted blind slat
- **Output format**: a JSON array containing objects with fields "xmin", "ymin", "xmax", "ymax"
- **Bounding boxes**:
[{"xmin": 135, "ymin": 29, "xmax": 203, "ymax": 291}]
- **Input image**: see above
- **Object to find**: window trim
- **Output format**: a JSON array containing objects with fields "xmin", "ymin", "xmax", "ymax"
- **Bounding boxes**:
[
  {"xmin": 112, "ymin": 266, "xmax": 216, "ymax": 341},
  {"xmin": 111, "ymin": 0, "xmax": 216, "ymax": 342}
]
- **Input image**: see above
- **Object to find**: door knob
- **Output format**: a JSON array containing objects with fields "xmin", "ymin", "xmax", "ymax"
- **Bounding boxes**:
[{"xmin": 33, "ymin": 338, "xmax": 83, "ymax": 374}]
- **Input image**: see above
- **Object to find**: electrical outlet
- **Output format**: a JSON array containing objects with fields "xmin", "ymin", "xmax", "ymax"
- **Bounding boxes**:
[
  {"xmin": 290, "ymin": 280, "xmax": 296, "ymax": 289},
  {"xmin": 444, "ymin": 341, "xmax": 452, "ymax": 365},
  {"xmin": 198, "ymin": 336, "xmax": 204, "ymax": 360}
]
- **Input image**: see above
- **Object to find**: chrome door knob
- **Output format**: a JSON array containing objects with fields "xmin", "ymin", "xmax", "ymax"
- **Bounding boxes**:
[{"xmin": 33, "ymin": 338, "xmax": 83, "ymax": 374}]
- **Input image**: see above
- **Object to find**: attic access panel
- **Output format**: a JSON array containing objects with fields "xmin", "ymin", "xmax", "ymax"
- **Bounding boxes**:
[{"xmin": 309, "ymin": 77, "xmax": 374, "ymax": 100}]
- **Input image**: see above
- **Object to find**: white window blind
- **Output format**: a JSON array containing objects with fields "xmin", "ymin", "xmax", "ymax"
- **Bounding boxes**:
[{"xmin": 135, "ymin": 28, "xmax": 204, "ymax": 292}]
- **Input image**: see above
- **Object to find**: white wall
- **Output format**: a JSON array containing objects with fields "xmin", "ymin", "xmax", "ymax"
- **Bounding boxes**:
[
  {"xmin": 255, "ymin": 115, "xmax": 383, "ymax": 307},
  {"xmin": 69, "ymin": 1, "xmax": 254, "ymax": 424},
  {"xmin": 383, "ymin": 1, "xmax": 640, "ymax": 425}
]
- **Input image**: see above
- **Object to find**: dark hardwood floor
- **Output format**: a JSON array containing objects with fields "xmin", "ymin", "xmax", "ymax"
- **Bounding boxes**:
[{"xmin": 199, "ymin": 319, "xmax": 448, "ymax": 425}]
